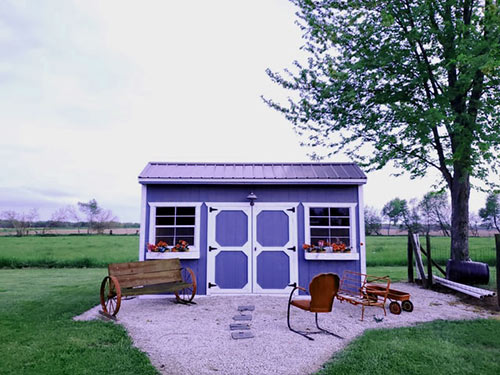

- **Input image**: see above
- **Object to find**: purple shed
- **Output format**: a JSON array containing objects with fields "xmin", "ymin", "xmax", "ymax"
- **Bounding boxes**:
[{"xmin": 138, "ymin": 162, "xmax": 367, "ymax": 295}]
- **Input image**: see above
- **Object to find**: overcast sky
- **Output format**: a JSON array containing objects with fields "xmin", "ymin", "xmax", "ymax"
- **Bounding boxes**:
[{"xmin": 0, "ymin": 0, "xmax": 493, "ymax": 222}]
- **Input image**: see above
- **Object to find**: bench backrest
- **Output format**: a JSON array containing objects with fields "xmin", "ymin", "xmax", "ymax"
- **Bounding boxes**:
[{"xmin": 108, "ymin": 258, "xmax": 182, "ymax": 288}]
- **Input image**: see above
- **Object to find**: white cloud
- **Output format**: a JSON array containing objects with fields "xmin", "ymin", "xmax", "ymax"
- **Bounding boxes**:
[{"xmin": 0, "ymin": 0, "xmax": 492, "ymax": 221}]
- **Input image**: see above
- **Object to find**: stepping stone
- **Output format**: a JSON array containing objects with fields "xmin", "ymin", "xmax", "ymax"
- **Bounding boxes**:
[
  {"xmin": 231, "ymin": 331, "xmax": 254, "ymax": 340},
  {"xmin": 233, "ymin": 314, "xmax": 252, "ymax": 321},
  {"xmin": 237, "ymin": 305, "xmax": 255, "ymax": 312},
  {"xmin": 230, "ymin": 323, "xmax": 250, "ymax": 331}
]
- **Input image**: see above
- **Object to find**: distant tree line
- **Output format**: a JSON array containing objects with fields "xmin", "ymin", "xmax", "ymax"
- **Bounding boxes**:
[
  {"xmin": 0, "ymin": 199, "xmax": 139, "ymax": 236},
  {"xmin": 365, "ymin": 191, "xmax": 499, "ymax": 237}
]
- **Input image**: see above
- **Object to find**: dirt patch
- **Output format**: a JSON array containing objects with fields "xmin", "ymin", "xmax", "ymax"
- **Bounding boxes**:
[{"xmin": 75, "ymin": 283, "xmax": 498, "ymax": 375}]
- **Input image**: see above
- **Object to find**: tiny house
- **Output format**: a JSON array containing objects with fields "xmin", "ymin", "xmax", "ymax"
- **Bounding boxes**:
[{"xmin": 138, "ymin": 162, "xmax": 367, "ymax": 295}]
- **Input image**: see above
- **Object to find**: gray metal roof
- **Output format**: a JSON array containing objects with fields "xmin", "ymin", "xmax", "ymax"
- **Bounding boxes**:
[{"xmin": 138, "ymin": 162, "xmax": 366, "ymax": 184}]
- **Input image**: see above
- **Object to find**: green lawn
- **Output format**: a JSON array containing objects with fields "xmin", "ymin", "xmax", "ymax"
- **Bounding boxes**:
[
  {"xmin": 318, "ymin": 319, "xmax": 500, "ymax": 375},
  {"xmin": 0, "ymin": 268, "xmax": 158, "ymax": 375},
  {"xmin": 366, "ymin": 235, "xmax": 497, "ymax": 266},
  {"xmin": 0, "ymin": 235, "xmax": 138, "ymax": 268}
]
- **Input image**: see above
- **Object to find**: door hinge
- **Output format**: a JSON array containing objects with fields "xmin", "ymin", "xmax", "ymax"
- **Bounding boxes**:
[
  {"xmin": 287, "ymin": 207, "xmax": 295, "ymax": 213},
  {"xmin": 209, "ymin": 246, "xmax": 218, "ymax": 252},
  {"xmin": 208, "ymin": 282, "xmax": 217, "ymax": 288},
  {"xmin": 209, "ymin": 207, "xmax": 218, "ymax": 213},
  {"xmin": 287, "ymin": 246, "xmax": 296, "ymax": 252},
  {"xmin": 288, "ymin": 282, "xmax": 297, "ymax": 288}
]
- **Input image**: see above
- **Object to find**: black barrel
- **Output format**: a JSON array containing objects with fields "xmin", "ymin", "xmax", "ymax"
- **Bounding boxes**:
[{"xmin": 446, "ymin": 260, "xmax": 490, "ymax": 285}]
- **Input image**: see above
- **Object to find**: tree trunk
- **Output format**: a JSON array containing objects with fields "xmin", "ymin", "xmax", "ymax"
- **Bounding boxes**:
[{"xmin": 449, "ymin": 169, "xmax": 470, "ymax": 261}]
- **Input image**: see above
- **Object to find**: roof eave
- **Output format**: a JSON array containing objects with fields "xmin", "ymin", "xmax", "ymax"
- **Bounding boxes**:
[{"xmin": 138, "ymin": 178, "xmax": 367, "ymax": 185}]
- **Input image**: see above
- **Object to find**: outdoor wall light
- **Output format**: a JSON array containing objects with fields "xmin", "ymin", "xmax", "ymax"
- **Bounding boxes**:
[{"xmin": 246, "ymin": 192, "xmax": 258, "ymax": 206}]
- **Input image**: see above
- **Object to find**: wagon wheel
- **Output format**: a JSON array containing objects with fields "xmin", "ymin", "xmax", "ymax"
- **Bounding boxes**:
[
  {"xmin": 175, "ymin": 267, "xmax": 197, "ymax": 303},
  {"xmin": 389, "ymin": 301, "xmax": 401, "ymax": 315},
  {"xmin": 402, "ymin": 300, "xmax": 414, "ymax": 312},
  {"xmin": 100, "ymin": 276, "xmax": 122, "ymax": 317}
]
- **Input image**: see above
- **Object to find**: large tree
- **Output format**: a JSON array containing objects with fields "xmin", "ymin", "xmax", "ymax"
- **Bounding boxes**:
[{"xmin": 265, "ymin": 0, "xmax": 500, "ymax": 260}]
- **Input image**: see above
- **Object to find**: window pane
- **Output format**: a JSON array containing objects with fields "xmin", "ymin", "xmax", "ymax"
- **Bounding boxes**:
[
  {"xmin": 156, "ymin": 217, "xmax": 174, "ymax": 225},
  {"xmin": 156, "ymin": 207, "xmax": 175, "ymax": 215},
  {"xmin": 175, "ymin": 236, "xmax": 194, "ymax": 245},
  {"xmin": 176, "ymin": 216, "xmax": 195, "ymax": 225},
  {"xmin": 176, "ymin": 227, "xmax": 194, "ymax": 236},
  {"xmin": 330, "ymin": 228, "xmax": 350, "ymax": 237},
  {"xmin": 311, "ymin": 228, "xmax": 329, "ymax": 237},
  {"xmin": 310, "ymin": 207, "xmax": 329, "ymax": 216},
  {"xmin": 310, "ymin": 217, "xmax": 329, "ymax": 226},
  {"xmin": 331, "ymin": 237, "xmax": 350, "ymax": 247},
  {"xmin": 330, "ymin": 217, "xmax": 350, "ymax": 226},
  {"xmin": 156, "ymin": 228, "xmax": 174, "ymax": 236},
  {"xmin": 156, "ymin": 236, "xmax": 174, "ymax": 245},
  {"xmin": 311, "ymin": 237, "xmax": 328, "ymax": 246},
  {"xmin": 177, "ymin": 207, "xmax": 195, "ymax": 215},
  {"xmin": 330, "ymin": 207, "xmax": 349, "ymax": 216}
]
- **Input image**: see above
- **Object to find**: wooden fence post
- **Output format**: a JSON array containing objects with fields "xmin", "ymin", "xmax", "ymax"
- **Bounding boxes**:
[
  {"xmin": 495, "ymin": 234, "xmax": 500, "ymax": 309},
  {"xmin": 407, "ymin": 232, "xmax": 414, "ymax": 283},
  {"xmin": 426, "ymin": 234, "xmax": 433, "ymax": 289}
]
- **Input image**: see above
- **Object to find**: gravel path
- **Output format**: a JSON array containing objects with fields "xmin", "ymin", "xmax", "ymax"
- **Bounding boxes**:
[{"xmin": 75, "ymin": 283, "xmax": 496, "ymax": 375}]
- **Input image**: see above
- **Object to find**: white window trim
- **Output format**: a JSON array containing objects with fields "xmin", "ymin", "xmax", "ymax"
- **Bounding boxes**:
[
  {"xmin": 303, "ymin": 202, "xmax": 358, "ymax": 260},
  {"xmin": 147, "ymin": 202, "xmax": 202, "ymax": 259}
]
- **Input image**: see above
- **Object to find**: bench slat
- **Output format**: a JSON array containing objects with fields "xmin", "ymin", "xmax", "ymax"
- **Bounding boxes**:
[
  {"xmin": 109, "ymin": 259, "xmax": 181, "ymax": 277},
  {"xmin": 115, "ymin": 269, "xmax": 182, "ymax": 288},
  {"xmin": 122, "ymin": 281, "xmax": 192, "ymax": 296}
]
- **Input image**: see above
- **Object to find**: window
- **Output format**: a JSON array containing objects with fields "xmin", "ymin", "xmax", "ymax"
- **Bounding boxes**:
[
  {"xmin": 155, "ymin": 206, "xmax": 196, "ymax": 245},
  {"xmin": 148, "ymin": 203, "xmax": 201, "ymax": 259},
  {"xmin": 309, "ymin": 207, "xmax": 351, "ymax": 247},
  {"xmin": 303, "ymin": 203, "xmax": 358, "ymax": 260}
]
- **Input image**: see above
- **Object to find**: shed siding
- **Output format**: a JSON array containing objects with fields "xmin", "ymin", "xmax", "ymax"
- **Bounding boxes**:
[{"xmin": 143, "ymin": 184, "xmax": 361, "ymax": 294}]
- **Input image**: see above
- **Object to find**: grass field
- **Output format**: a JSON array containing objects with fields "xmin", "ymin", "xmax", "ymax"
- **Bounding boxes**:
[
  {"xmin": 0, "ymin": 235, "xmax": 138, "ymax": 268},
  {"xmin": 367, "ymin": 235, "xmax": 497, "ymax": 266},
  {"xmin": 0, "ymin": 234, "xmax": 496, "ymax": 268},
  {"xmin": 0, "ymin": 268, "xmax": 157, "ymax": 375}
]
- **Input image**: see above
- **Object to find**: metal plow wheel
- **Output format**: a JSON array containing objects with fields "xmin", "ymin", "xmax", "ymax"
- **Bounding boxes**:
[
  {"xmin": 175, "ymin": 267, "xmax": 197, "ymax": 303},
  {"xmin": 100, "ymin": 276, "xmax": 122, "ymax": 316}
]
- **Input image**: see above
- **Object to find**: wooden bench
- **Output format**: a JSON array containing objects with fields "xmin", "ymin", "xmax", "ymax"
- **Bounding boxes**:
[
  {"xmin": 99, "ymin": 258, "xmax": 196, "ymax": 318},
  {"xmin": 335, "ymin": 270, "xmax": 390, "ymax": 321}
]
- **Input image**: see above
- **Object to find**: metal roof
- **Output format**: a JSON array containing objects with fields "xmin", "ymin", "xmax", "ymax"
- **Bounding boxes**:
[{"xmin": 138, "ymin": 162, "xmax": 366, "ymax": 185}]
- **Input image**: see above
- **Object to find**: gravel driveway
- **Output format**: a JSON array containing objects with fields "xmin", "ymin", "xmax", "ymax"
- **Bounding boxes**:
[{"xmin": 75, "ymin": 283, "xmax": 496, "ymax": 375}]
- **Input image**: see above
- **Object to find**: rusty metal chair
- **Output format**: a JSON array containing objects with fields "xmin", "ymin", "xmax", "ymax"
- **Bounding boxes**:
[{"xmin": 287, "ymin": 273, "xmax": 342, "ymax": 340}]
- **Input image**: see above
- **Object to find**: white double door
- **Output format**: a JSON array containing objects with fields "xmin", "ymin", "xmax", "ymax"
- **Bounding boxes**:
[{"xmin": 207, "ymin": 203, "xmax": 298, "ymax": 294}]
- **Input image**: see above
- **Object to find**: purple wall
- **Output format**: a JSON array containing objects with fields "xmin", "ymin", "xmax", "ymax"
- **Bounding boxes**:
[{"xmin": 142, "ymin": 184, "xmax": 362, "ymax": 294}]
